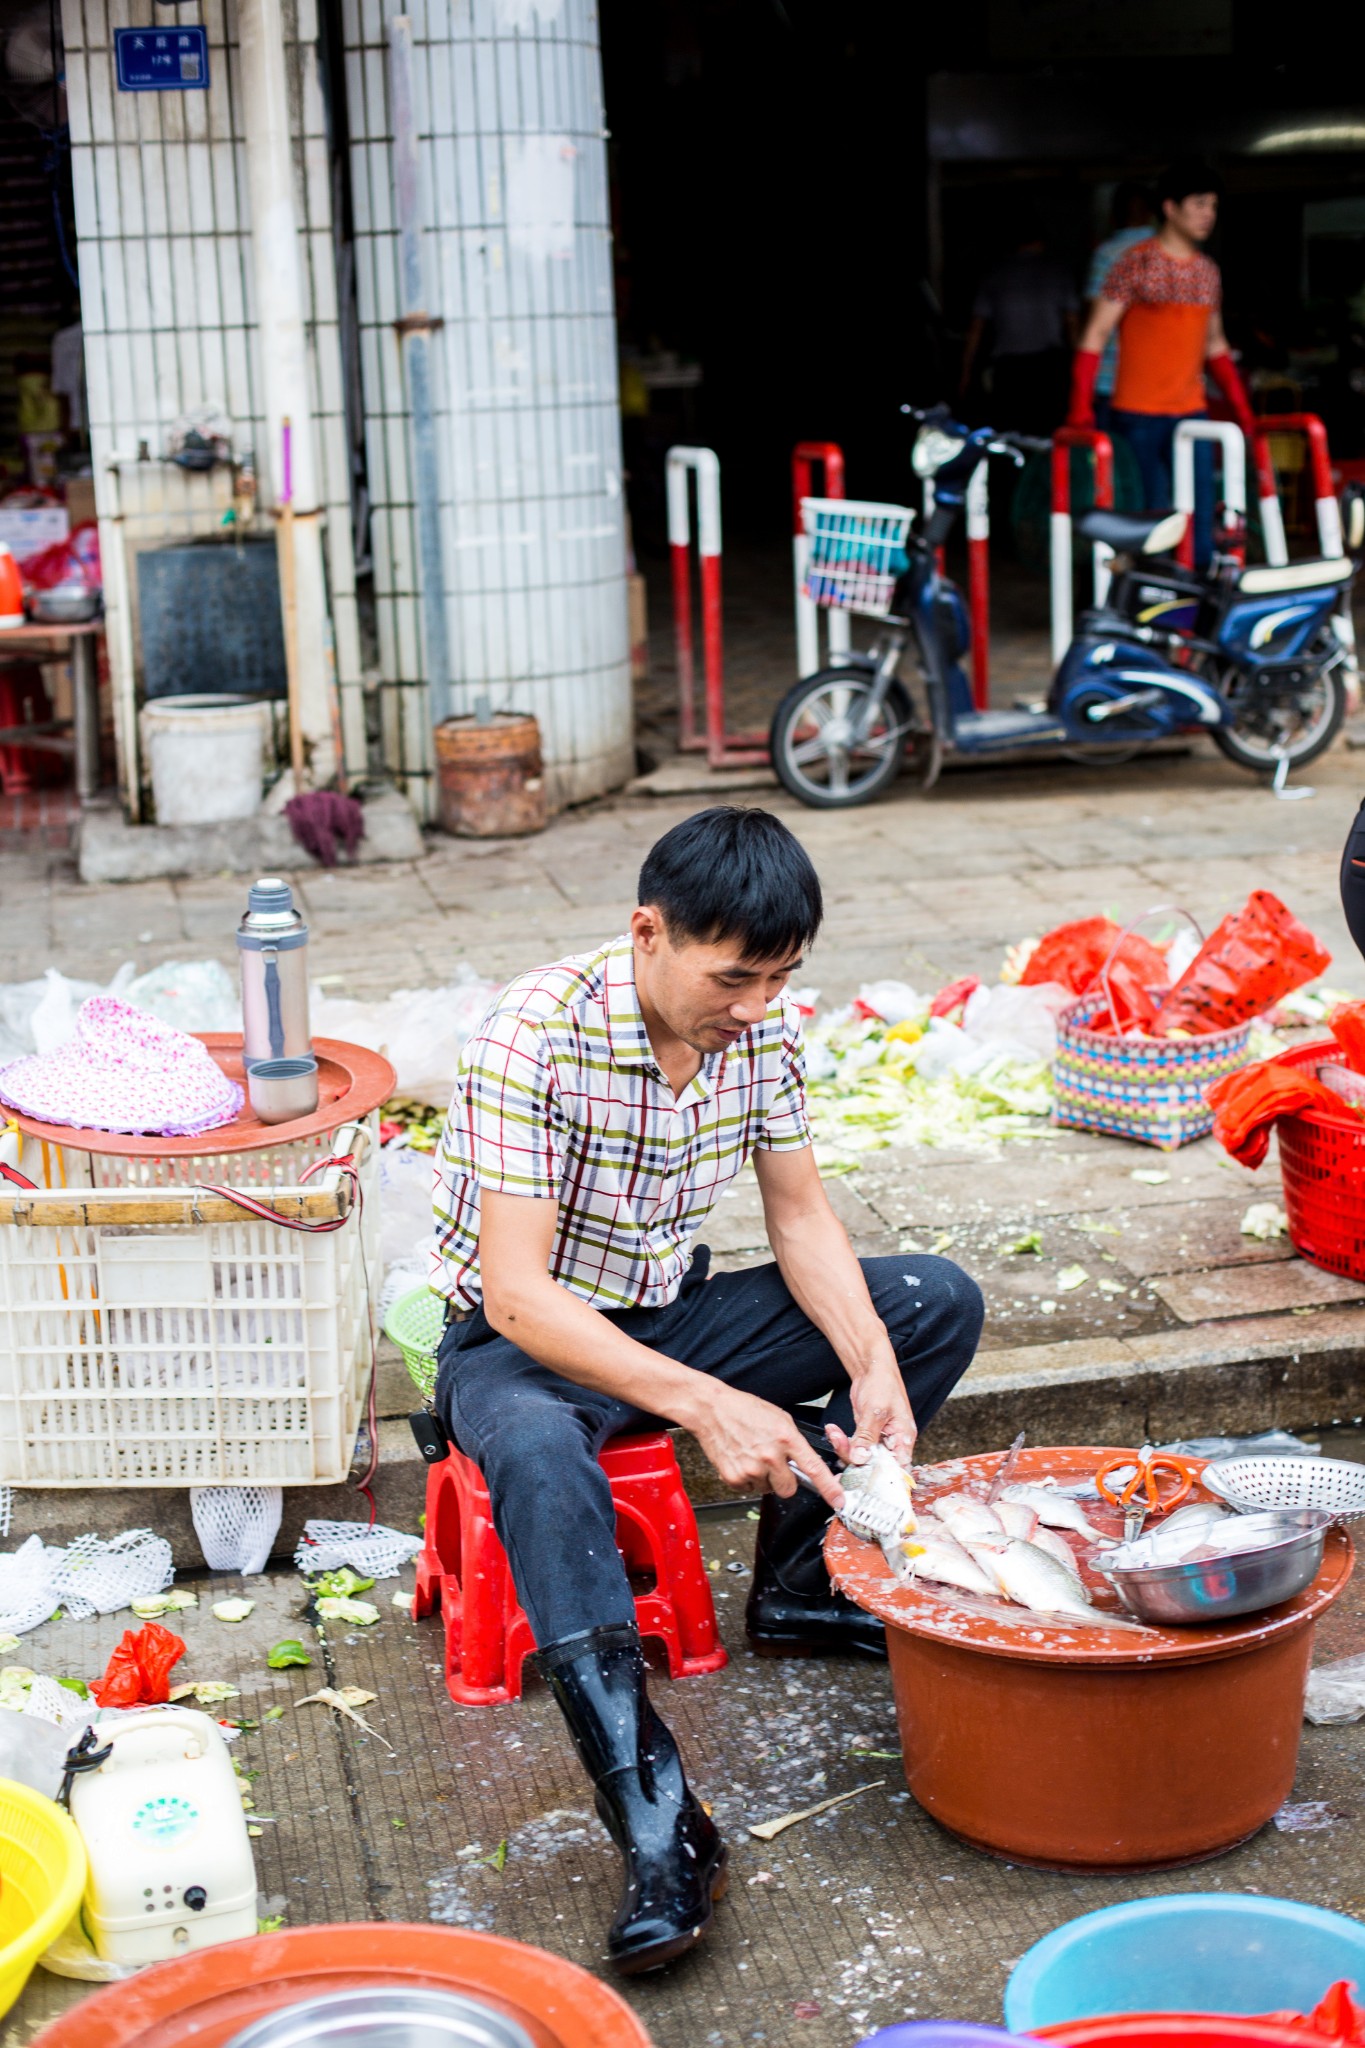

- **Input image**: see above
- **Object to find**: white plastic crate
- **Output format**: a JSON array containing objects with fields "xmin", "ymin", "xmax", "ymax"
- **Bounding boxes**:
[
  {"xmin": 801, "ymin": 496, "xmax": 914, "ymax": 616},
  {"xmin": 0, "ymin": 1118, "xmax": 378, "ymax": 1487}
]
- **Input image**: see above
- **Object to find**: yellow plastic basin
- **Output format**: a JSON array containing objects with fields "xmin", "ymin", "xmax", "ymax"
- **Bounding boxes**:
[{"xmin": 0, "ymin": 1777, "xmax": 87, "ymax": 2017}]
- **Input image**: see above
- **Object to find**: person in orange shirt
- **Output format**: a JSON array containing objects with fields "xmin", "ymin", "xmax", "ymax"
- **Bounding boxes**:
[{"xmin": 1067, "ymin": 159, "xmax": 1256, "ymax": 564}]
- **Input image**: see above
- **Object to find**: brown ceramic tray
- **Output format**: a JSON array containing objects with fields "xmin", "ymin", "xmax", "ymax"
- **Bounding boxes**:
[
  {"xmin": 4, "ymin": 1033, "xmax": 397, "ymax": 1157},
  {"xmin": 827, "ymin": 1444, "xmax": 1354, "ymax": 1666}
]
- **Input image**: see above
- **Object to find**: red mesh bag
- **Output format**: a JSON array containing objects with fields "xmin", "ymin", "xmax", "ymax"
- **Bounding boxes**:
[
  {"xmin": 1151, "ymin": 892, "xmax": 1330, "ymax": 1037},
  {"xmin": 1207, "ymin": 1057, "xmax": 1344, "ymax": 1170},
  {"xmin": 1021, "ymin": 917, "xmax": 1167, "ymax": 998},
  {"xmin": 91, "ymin": 1621, "xmax": 186, "ymax": 1707}
]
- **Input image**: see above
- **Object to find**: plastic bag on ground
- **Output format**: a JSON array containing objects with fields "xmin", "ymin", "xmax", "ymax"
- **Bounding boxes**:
[
  {"xmin": 1160, "ymin": 1429, "xmax": 1320, "ymax": 1461},
  {"xmin": 191, "ymin": 1486, "xmax": 283, "ymax": 1575},
  {"xmin": 312, "ymin": 966, "xmax": 500, "ymax": 1105},
  {"xmin": 380, "ymin": 1143, "xmax": 437, "ymax": 1295},
  {"xmin": 125, "ymin": 960, "xmax": 240, "ymax": 1034},
  {"xmin": 295, "ymin": 1519, "xmax": 421, "ymax": 1581},
  {"xmin": 851, "ymin": 981, "xmax": 922, "ymax": 1026},
  {"xmin": 1306, "ymin": 1655, "xmax": 1365, "ymax": 1725},
  {"xmin": 1020, "ymin": 917, "xmax": 1168, "ymax": 998},
  {"xmin": 91, "ymin": 1621, "xmax": 186, "ymax": 1707},
  {"xmin": 0, "ymin": 1535, "xmax": 65, "ymax": 1635},
  {"xmin": 0, "ymin": 1709, "xmax": 77, "ymax": 1799},
  {"xmin": 1151, "ymin": 891, "xmax": 1332, "ymax": 1037}
]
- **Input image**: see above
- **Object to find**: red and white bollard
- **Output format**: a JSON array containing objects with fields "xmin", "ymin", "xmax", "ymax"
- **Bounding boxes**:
[
  {"xmin": 665, "ymin": 445, "xmax": 767, "ymax": 768},
  {"xmin": 1050, "ymin": 428, "xmax": 1114, "ymax": 666},
  {"xmin": 792, "ymin": 441, "xmax": 848, "ymax": 676},
  {"xmin": 1172, "ymin": 418, "xmax": 1247, "ymax": 568},
  {"xmin": 1253, "ymin": 412, "xmax": 1341, "ymax": 563}
]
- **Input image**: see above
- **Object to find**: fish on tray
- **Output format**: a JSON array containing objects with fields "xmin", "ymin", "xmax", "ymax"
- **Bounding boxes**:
[
  {"xmin": 1000, "ymin": 1481, "xmax": 1110, "ymax": 1542},
  {"xmin": 884, "ymin": 1527, "xmax": 998, "ymax": 1599},
  {"xmin": 962, "ymin": 1535, "xmax": 1130, "ymax": 1626}
]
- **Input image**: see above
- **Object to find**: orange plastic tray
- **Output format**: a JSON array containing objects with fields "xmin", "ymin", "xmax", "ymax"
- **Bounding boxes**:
[
  {"xmin": 5, "ymin": 1033, "xmax": 396, "ymax": 1156},
  {"xmin": 29, "ymin": 1924, "xmax": 653, "ymax": 2048}
]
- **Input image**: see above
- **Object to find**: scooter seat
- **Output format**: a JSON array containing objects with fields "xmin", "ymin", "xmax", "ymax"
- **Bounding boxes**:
[
  {"xmin": 1236, "ymin": 556, "xmax": 1354, "ymax": 595},
  {"xmin": 1077, "ymin": 508, "xmax": 1189, "ymax": 556}
]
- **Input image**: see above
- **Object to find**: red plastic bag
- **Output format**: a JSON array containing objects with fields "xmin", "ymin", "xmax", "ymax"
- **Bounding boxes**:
[
  {"xmin": 1021, "ymin": 917, "xmax": 1168, "ymax": 1000},
  {"xmin": 90, "ymin": 1622, "xmax": 186, "ymax": 1707},
  {"xmin": 929, "ymin": 976, "xmax": 980, "ymax": 1021},
  {"xmin": 20, "ymin": 520, "xmax": 100, "ymax": 592},
  {"xmin": 1151, "ymin": 891, "xmax": 1331, "ymax": 1037},
  {"xmin": 1207, "ymin": 1057, "xmax": 1345, "ymax": 1170},
  {"xmin": 1262, "ymin": 1981, "xmax": 1365, "ymax": 2046},
  {"xmin": 1331, "ymin": 1003, "xmax": 1365, "ymax": 1076}
]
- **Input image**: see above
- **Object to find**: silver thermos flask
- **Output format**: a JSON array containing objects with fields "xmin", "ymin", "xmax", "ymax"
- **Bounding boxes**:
[{"xmin": 237, "ymin": 877, "xmax": 319, "ymax": 1123}]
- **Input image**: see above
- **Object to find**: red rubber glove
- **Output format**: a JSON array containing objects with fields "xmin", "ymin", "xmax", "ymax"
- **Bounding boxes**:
[
  {"xmin": 1066, "ymin": 349, "xmax": 1101, "ymax": 429},
  {"xmin": 1208, "ymin": 351, "xmax": 1257, "ymax": 439}
]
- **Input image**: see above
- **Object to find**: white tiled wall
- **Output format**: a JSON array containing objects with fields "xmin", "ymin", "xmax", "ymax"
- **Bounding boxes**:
[
  {"xmin": 62, "ymin": 0, "xmax": 366, "ymax": 793},
  {"xmin": 342, "ymin": 0, "xmax": 633, "ymax": 814}
]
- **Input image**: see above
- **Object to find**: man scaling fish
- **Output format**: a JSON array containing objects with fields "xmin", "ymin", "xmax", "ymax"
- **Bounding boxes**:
[{"xmin": 429, "ymin": 809, "xmax": 985, "ymax": 1973}]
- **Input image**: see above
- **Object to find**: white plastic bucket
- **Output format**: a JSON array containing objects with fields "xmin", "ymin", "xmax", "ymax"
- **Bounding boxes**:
[{"xmin": 140, "ymin": 693, "xmax": 271, "ymax": 825}]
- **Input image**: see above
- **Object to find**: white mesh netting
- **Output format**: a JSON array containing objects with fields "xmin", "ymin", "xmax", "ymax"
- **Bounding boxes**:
[
  {"xmin": 0, "ymin": 1528, "xmax": 173, "ymax": 1636},
  {"xmin": 295, "ymin": 1519, "xmax": 421, "ymax": 1581},
  {"xmin": 190, "ymin": 1486, "xmax": 284, "ymax": 1575}
]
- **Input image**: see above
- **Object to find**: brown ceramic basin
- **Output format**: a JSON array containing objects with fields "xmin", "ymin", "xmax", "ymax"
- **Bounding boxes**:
[{"xmin": 827, "ymin": 1445, "xmax": 1353, "ymax": 1872}]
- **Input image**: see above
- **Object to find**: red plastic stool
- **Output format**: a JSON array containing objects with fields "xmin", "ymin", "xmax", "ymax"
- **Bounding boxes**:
[{"xmin": 412, "ymin": 1431, "xmax": 729, "ymax": 1706}]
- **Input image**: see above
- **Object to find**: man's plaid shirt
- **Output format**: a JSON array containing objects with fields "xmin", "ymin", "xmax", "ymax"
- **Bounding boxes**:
[{"xmin": 432, "ymin": 934, "xmax": 812, "ymax": 1312}]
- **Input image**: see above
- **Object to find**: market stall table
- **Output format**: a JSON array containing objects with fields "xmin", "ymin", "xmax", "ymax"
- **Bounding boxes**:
[
  {"xmin": 0, "ymin": 618, "xmax": 104, "ymax": 801},
  {"xmin": 827, "ymin": 1445, "xmax": 1353, "ymax": 1872}
]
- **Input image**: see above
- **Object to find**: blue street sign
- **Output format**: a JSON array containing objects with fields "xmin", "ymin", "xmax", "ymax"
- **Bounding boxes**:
[{"xmin": 114, "ymin": 26, "xmax": 210, "ymax": 91}]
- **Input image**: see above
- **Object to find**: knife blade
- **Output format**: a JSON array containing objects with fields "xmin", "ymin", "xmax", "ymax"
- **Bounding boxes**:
[{"xmin": 985, "ymin": 1430, "xmax": 1027, "ymax": 1505}]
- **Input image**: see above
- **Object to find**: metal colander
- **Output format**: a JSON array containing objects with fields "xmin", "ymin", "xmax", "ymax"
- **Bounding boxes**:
[{"xmin": 1203, "ymin": 1454, "xmax": 1365, "ymax": 1521}]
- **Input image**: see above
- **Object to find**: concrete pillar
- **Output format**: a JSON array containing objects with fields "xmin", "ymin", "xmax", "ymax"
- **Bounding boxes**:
[
  {"xmin": 239, "ymin": 0, "xmax": 337, "ymax": 786},
  {"xmin": 344, "ymin": 0, "xmax": 633, "ymax": 815}
]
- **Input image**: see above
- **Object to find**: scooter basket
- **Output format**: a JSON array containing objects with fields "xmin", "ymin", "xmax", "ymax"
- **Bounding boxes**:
[
  {"xmin": 1052, "ymin": 992, "xmax": 1253, "ymax": 1150},
  {"xmin": 801, "ymin": 497, "xmax": 913, "ymax": 616}
]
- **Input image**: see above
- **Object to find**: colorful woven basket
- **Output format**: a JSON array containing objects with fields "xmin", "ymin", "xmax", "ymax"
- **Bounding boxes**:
[{"xmin": 1052, "ymin": 991, "xmax": 1253, "ymax": 1150}]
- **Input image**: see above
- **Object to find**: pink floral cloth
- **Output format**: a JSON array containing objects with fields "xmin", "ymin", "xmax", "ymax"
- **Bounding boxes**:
[{"xmin": 0, "ymin": 996, "xmax": 243, "ymax": 1136}]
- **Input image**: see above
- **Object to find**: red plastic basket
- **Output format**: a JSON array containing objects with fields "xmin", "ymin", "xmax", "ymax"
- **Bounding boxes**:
[
  {"xmin": 1273, "ymin": 1039, "xmax": 1365, "ymax": 1282},
  {"xmin": 1038, "ymin": 2021, "xmax": 1346, "ymax": 2048}
]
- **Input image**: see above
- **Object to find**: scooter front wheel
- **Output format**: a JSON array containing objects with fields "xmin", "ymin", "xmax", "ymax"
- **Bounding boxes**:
[{"xmin": 769, "ymin": 669, "xmax": 918, "ymax": 808}]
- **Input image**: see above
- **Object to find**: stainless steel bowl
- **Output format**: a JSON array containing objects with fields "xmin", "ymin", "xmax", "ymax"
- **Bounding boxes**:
[
  {"xmin": 225, "ymin": 1987, "xmax": 537, "ymax": 2048},
  {"xmin": 1095, "ymin": 1508, "xmax": 1333, "ymax": 1625}
]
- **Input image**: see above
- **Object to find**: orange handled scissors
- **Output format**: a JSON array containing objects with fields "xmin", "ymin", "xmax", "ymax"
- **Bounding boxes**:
[{"xmin": 1095, "ymin": 1445, "xmax": 1200, "ymax": 1540}]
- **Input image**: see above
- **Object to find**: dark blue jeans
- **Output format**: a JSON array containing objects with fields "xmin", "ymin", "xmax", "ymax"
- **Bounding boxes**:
[
  {"xmin": 1109, "ymin": 408, "xmax": 1215, "ymax": 566},
  {"xmin": 434, "ymin": 1251, "xmax": 984, "ymax": 1646}
]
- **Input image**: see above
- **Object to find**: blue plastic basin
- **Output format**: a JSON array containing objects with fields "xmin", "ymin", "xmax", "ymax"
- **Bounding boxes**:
[{"xmin": 1004, "ymin": 1894, "xmax": 1365, "ymax": 2033}]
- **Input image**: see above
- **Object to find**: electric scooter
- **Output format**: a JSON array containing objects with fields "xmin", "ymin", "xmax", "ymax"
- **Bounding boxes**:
[{"xmin": 769, "ymin": 408, "xmax": 1361, "ymax": 809}]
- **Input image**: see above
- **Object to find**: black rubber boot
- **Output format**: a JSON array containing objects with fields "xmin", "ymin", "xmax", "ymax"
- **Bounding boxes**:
[
  {"xmin": 534, "ymin": 1623, "xmax": 727, "ymax": 1974},
  {"xmin": 745, "ymin": 1419, "xmax": 888, "ymax": 1658}
]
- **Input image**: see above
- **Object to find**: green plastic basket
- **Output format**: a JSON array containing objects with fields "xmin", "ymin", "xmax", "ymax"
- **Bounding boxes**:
[{"xmin": 384, "ymin": 1285, "xmax": 446, "ymax": 1400}]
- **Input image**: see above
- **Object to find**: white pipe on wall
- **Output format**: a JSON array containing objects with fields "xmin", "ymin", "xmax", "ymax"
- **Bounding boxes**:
[{"xmin": 237, "ymin": 0, "xmax": 335, "ymax": 785}]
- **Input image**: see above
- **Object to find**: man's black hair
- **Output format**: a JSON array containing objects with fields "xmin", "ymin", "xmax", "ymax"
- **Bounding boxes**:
[
  {"xmin": 1157, "ymin": 158, "xmax": 1222, "ymax": 209},
  {"xmin": 637, "ymin": 807, "xmax": 823, "ymax": 960}
]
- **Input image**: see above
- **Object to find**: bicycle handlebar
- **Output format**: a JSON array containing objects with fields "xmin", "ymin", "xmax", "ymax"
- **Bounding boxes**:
[{"xmin": 899, "ymin": 406, "xmax": 1051, "ymax": 457}]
